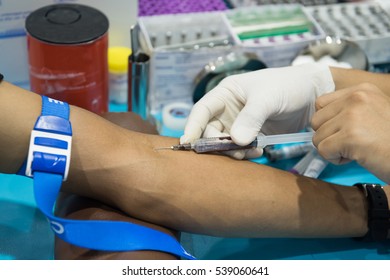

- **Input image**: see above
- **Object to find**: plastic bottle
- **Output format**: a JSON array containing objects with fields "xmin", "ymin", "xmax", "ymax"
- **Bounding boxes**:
[{"xmin": 108, "ymin": 47, "xmax": 132, "ymax": 104}]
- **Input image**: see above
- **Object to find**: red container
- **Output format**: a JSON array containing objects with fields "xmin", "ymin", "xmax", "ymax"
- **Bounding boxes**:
[{"xmin": 26, "ymin": 4, "xmax": 109, "ymax": 114}]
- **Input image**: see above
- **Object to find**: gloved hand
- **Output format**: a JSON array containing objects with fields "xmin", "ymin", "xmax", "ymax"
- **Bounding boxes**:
[
  {"xmin": 181, "ymin": 63, "xmax": 335, "ymax": 159},
  {"xmin": 312, "ymin": 83, "xmax": 390, "ymax": 184}
]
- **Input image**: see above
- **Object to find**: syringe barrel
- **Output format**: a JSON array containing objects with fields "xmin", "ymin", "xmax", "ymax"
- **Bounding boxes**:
[
  {"xmin": 256, "ymin": 131, "xmax": 314, "ymax": 147},
  {"xmin": 193, "ymin": 136, "xmax": 257, "ymax": 153},
  {"xmin": 192, "ymin": 132, "xmax": 314, "ymax": 153}
]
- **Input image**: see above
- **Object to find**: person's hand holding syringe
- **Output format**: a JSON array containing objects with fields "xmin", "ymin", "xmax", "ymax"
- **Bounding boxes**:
[{"xmin": 179, "ymin": 63, "xmax": 335, "ymax": 159}]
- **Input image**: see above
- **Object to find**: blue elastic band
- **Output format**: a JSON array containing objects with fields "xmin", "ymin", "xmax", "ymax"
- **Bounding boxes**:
[
  {"xmin": 28, "ymin": 95, "xmax": 195, "ymax": 259},
  {"xmin": 41, "ymin": 95, "xmax": 70, "ymax": 119},
  {"xmin": 34, "ymin": 172, "xmax": 194, "ymax": 258}
]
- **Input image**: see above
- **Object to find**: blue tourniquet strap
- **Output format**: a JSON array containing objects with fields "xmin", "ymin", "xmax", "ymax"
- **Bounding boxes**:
[
  {"xmin": 28, "ymin": 96, "xmax": 195, "ymax": 259},
  {"xmin": 41, "ymin": 95, "xmax": 70, "ymax": 119}
]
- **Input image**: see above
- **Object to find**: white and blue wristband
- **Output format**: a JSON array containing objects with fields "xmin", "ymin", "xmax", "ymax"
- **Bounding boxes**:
[{"xmin": 25, "ymin": 96, "xmax": 72, "ymax": 180}]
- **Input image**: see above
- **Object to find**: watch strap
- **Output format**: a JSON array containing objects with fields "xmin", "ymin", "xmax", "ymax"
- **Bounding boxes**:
[{"xmin": 354, "ymin": 183, "xmax": 390, "ymax": 241}]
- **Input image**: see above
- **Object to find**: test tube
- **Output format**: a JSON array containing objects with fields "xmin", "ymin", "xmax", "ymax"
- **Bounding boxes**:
[
  {"xmin": 195, "ymin": 29, "xmax": 202, "ymax": 40},
  {"xmin": 165, "ymin": 31, "xmax": 172, "ymax": 45},
  {"xmin": 289, "ymin": 148, "xmax": 316, "ymax": 175},
  {"xmin": 264, "ymin": 142, "xmax": 314, "ymax": 162},
  {"xmin": 302, "ymin": 151, "xmax": 329, "ymax": 178},
  {"xmin": 150, "ymin": 33, "xmax": 157, "ymax": 48},
  {"xmin": 181, "ymin": 30, "xmax": 187, "ymax": 43}
]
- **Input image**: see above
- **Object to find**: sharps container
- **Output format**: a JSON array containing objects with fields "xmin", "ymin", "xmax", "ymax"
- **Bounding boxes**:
[{"xmin": 26, "ymin": 4, "xmax": 109, "ymax": 114}]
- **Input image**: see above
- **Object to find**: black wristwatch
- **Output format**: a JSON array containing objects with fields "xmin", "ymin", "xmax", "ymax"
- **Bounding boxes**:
[
  {"xmin": 0, "ymin": 73, "xmax": 3, "ymax": 83},
  {"xmin": 354, "ymin": 183, "xmax": 390, "ymax": 241}
]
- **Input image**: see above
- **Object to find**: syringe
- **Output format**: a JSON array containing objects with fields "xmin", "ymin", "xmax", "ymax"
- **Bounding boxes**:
[{"xmin": 169, "ymin": 131, "xmax": 314, "ymax": 153}]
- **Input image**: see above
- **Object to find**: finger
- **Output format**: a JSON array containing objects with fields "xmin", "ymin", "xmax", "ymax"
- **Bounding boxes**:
[
  {"xmin": 230, "ymin": 99, "xmax": 271, "ymax": 146},
  {"xmin": 181, "ymin": 93, "xmax": 226, "ymax": 143},
  {"xmin": 244, "ymin": 147, "xmax": 264, "ymax": 159},
  {"xmin": 224, "ymin": 145, "xmax": 263, "ymax": 160},
  {"xmin": 311, "ymin": 94, "xmax": 346, "ymax": 131},
  {"xmin": 204, "ymin": 120, "xmax": 263, "ymax": 159},
  {"xmin": 315, "ymin": 131, "xmax": 351, "ymax": 165},
  {"xmin": 312, "ymin": 114, "xmax": 341, "ymax": 148},
  {"xmin": 315, "ymin": 85, "xmax": 361, "ymax": 111},
  {"xmin": 224, "ymin": 149, "xmax": 246, "ymax": 160},
  {"xmin": 202, "ymin": 119, "xmax": 225, "ymax": 138},
  {"xmin": 203, "ymin": 121, "xmax": 248, "ymax": 160}
]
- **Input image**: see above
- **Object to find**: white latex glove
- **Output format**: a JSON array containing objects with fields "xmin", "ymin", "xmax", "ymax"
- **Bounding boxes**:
[{"xmin": 181, "ymin": 63, "xmax": 335, "ymax": 159}]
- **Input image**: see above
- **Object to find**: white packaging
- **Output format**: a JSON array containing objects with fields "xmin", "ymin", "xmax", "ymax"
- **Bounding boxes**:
[
  {"xmin": 225, "ymin": 5, "xmax": 326, "ymax": 67},
  {"xmin": 138, "ymin": 6, "xmax": 325, "ymax": 118},
  {"xmin": 305, "ymin": 1, "xmax": 390, "ymax": 65},
  {"xmin": 138, "ymin": 11, "xmax": 239, "ymax": 115}
]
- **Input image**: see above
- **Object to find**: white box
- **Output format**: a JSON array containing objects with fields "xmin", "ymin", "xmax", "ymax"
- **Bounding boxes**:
[
  {"xmin": 305, "ymin": 1, "xmax": 390, "ymax": 64},
  {"xmin": 138, "ymin": 11, "xmax": 240, "ymax": 115}
]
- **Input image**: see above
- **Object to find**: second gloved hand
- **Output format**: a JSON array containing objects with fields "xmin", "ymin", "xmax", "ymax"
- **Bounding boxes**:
[{"xmin": 181, "ymin": 63, "xmax": 335, "ymax": 159}]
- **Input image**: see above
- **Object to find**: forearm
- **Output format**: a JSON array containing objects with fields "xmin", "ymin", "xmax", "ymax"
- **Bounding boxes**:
[
  {"xmin": 107, "ymin": 136, "xmax": 371, "ymax": 238},
  {"xmin": 330, "ymin": 67, "xmax": 390, "ymax": 94},
  {"xmin": 0, "ymin": 81, "xmax": 41, "ymax": 172},
  {"xmin": 54, "ymin": 113, "xmax": 178, "ymax": 260}
]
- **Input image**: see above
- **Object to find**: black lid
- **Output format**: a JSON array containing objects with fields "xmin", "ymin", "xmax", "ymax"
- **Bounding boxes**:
[{"xmin": 25, "ymin": 3, "xmax": 109, "ymax": 44}]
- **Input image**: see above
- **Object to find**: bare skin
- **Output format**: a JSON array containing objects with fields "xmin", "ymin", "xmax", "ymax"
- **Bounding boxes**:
[
  {"xmin": 330, "ymin": 67, "xmax": 390, "ymax": 94},
  {"xmin": 54, "ymin": 112, "xmax": 179, "ymax": 260}
]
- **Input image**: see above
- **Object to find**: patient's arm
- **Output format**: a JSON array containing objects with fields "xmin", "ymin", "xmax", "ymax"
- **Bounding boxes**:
[
  {"xmin": 0, "ymin": 81, "xmax": 388, "ymax": 239},
  {"xmin": 331, "ymin": 67, "xmax": 390, "ymax": 94}
]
